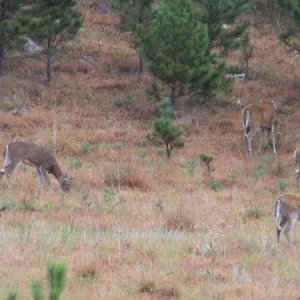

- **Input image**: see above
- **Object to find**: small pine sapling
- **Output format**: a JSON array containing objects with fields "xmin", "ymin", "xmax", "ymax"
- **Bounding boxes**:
[
  {"xmin": 6, "ymin": 292, "xmax": 17, "ymax": 300},
  {"xmin": 48, "ymin": 262, "xmax": 67, "ymax": 300},
  {"xmin": 148, "ymin": 99, "xmax": 184, "ymax": 158},
  {"xmin": 31, "ymin": 262, "xmax": 67, "ymax": 300},
  {"xmin": 199, "ymin": 153, "xmax": 214, "ymax": 176}
]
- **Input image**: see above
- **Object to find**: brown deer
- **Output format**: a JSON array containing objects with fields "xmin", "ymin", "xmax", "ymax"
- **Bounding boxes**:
[
  {"xmin": 0, "ymin": 142, "xmax": 70, "ymax": 193},
  {"xmin": 294, "ymin": 148, "xmax": 300, "ymax": 186},
  {"xmin": 275, "ymin": 193, "xmax": 300, "ymax": 247},
  {"xmin": 241, "ymin": 101, "xmax": 277, "ymax": 156}
]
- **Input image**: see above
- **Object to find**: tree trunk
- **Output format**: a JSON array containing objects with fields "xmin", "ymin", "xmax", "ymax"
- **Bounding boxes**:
[
  {"xmin": 0, "ymin": 33, "xmax": 4, "ymax": 75},
  {"xmin": 0, "ymin": 2, "xmax": 5, "ymax": 75},
  {"xmin": 138, "ymin": 54, "xmax": 144, "ymax": 74},
  {"xmin": 47, "ymin": 38, "xmax": 52, "ymax": 82},
  {"xmin": 170, "ymin": 81, "xmax": 176, "ymax": 107}
]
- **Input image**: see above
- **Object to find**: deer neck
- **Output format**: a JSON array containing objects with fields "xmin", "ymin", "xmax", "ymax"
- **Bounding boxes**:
[{"xmin": 50, "ymin": 163, "xmax": 64, "ymax": 182}]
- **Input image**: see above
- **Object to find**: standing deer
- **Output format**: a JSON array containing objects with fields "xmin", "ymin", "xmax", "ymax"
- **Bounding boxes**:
[
  {"xmin": 294, "ymin": 148, "xmax": 300, "ymax": 186},
  {"xmin": 240, "ymin": 101, "xmax": 277, "ymax": 156},
  {"xmin": 275, "ymin": 193, "xmax": 300, "ymax": 247},
  {"xmin": 0, "ymin": 142, "xmax": 70, "ymax": 193}
]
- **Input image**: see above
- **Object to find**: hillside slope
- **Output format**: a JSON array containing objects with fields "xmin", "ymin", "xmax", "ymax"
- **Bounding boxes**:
[{"xmin": 0, "ymin": 3, "xmax": 300, "ymax": 299}]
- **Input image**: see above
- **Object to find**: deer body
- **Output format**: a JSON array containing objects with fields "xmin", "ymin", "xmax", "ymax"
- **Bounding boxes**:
[
  {"xmin": 294, "ymin": 148, "xmax": 300, "ymax": 186},
  {"xmin": 242, "ymin": 103, "xmax": 277, "ymax": 155},
  {"xmin": 0, "ymin": 142, "xmax": 70, "ymax": 193},
  {"xmin": 275, "ymin": 193, "xmax": 300, "ymax": 247}
]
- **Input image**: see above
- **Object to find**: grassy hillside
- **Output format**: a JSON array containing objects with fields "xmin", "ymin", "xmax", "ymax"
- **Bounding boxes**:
[{"xmin": 0, "ymin": 2, "xmax": 300, "ymax": 299}]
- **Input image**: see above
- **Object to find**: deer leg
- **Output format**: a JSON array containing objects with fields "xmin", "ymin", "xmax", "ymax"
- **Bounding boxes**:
[
  {"xmin": 258, "ymin": 127, "xmax": 263, "ymax": 152},
  {"xmin": 276, "ymin": 215, "xmax": 287, "ymax": 245},
  {"xmin": 271, "ymin": 124, "xmax": 277, "ymax": 154},
  {"xmin": 245, "ymin": 127, "xmax": 257, "ymax": 156},
  {"xmin": 283, "ymin": 214, "xmax": 298, "ymax": 247},
  {"xmin": 37, "ymin": 167, "xmax": 51, "ymax": 193},
  {"xmin": 4, "ymin": 161, "xmax": 22, "ymax": 188},
  {"xmin": 296, "ymin": 169, "xmax": 300, "ymax": 186}
]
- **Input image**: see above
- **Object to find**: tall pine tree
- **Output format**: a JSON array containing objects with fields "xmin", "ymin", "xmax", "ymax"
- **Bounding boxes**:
[
  {"xmin": 0, "ymin": 1, "xmax": 30, "ymax": 74},
  {"xmin": 29, "ymin": 0, "xmax": 83, "ymax": 82},
  {"xmin": 276, "ymin": 0, "xmax": 300, "ymax": 51},
  {"xmin": 138, "ymin": 0, "xmax": 226, "ymax": 106},
  {"xmin": 111, "ymin": 0, "xmax": 154, "ymax": 74},
  {"xmin": 194, "ymin": 0, "xmax": 251, "ymax": 56}
]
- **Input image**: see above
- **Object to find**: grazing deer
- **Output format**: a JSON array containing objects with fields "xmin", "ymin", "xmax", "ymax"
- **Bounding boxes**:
[
  {"xmin": 241, "ymin": 101, "xmax": 277, "ymax": 156},
  {"xmin": 0, "ymin": 142, "xmax": 70, "ymax": 193},
  {"xmin": 275, "ymin": 193, "xmax": 300, "ymax": 247},
  {"xmin": 294, "ymin": 148, "xmax": 300, "ymax": 186}
]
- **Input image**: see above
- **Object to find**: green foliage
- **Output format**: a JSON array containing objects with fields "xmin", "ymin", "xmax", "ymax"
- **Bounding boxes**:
[
  {"xmin": 145, "ymin": 81, "xmax": 161, "ymax": 102},
  {"xmin": 276, "ymin": 0, "xmax": 300, "ymax": 51},
  {"xmin": 194, "ymin": 0, "xmax": 251, "ymax": 55},
  {"xmin": 47, "ymin": 262, "xmax": 67, "ymax": 300},
  {"xmin": 138, "ymin": 0, "xmax": 226, "ymax": 106},
  {"xmin": 6, "ymin": 292, "xmax": 17, "ymax": 300},
  {"xmin": 111, "ymin": 0, "xmax": 153, "ymax": 33},
  {"xmin": 80, "ymin": 142, "xmax": 94, "ymax": 155},
  {"xmin": 102, "ymin": 187, "xmax": 116, "ymax": 205},
  {"xmin": 184, "ymin": 158, "xmax": 199, "ymax": 176},
  {"xmin": 0, "ymin": 0, "xmax": 32, "ymax": 72},
  {"xmin": 31, "ymin": 281, "xmax": 44, "ymax": 300},
  {"xmin": 208, "ymin": 178, "xmax": 223, "ymax": 191},
  {"xmin": 273, "ymin": 179, "xmax": 289, "ymax": 194},
  {"xmin": 113, "ymin": 96, "xmax": 133, "ymax": 109},
  {"xmin": 252, "ymin": 165, "xmax": 267, "ymax": 178},
  {"xmin": 28, "ymin": 0, "xmax": 84, "ymax": 81},
  {"xmin": 67, "ymin": 157, "xmax": 83, "ymax": 169},
  {"xmin": 151, "ymin": 100, "xmax": 184, "ymax": 158},
  {"xmin": 111, "ymin": 0, "xmax": 154, "ymax": 73}
]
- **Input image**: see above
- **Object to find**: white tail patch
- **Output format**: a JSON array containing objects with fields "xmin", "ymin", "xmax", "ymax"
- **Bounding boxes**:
[
  {"xmin": 4, "ymin": 144, "xmax": 10, "ymax": 167},
  {"xmin": 275, "ymin": 199, "xmax": 282, "ymax": 229},
  {"xmin": 243, "ymin": 110, "xmax": 251, "ymax": 129}
]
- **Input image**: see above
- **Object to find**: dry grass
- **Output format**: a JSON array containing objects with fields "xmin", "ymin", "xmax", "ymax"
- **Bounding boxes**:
[{"xmin": 1, "ymin": 3, "xmax": 300, "ymax": 300}]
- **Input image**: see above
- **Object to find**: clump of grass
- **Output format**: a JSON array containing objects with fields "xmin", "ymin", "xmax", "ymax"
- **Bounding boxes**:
[
  {"xmin": 104, "ymin": 167, "xmax": 150, "ymax": 190},
  {"xmin": 77, "ymin": 264, "xmax": 98, "ymax": 281},
  {"xmin": 139, "ymin": 280, "xmax": 179, "ymax": 299},
  {"xmin": 273, "ymin": 179, "xmax": 288, "ymax": 194},
  {"xmin": 272, "ymin": 160, "xmax": 289, "ymax": 177},
  {"xmin": 139, "ymin": 280, "xmax": 156, "ymax": 294},
  {"xmin": 243, "ymin": 204, "xmax": 264, "ymax": 222},
  {"xmin": 80, "ymin": 142, "xmax": 94, "ymax": 155},
  {"xmin": 164, "ymin": 202, "xmax": 196, "ymax": 232},
  {"xmin": 208, "ymin": 178, "xmax": 223, "ymax": 192},
  {"xmin": 113, "ymin": 96, "xmax": 134, "ymax": 109},
  {"xmin": 67, "ymin": 157, "xmax": 83, "ymax": 169}
]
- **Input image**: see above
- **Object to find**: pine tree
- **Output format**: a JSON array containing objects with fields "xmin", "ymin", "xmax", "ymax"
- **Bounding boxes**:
[
  {"xmin": 0, "ymin": 1, "xmax": 31, "ymax": 73},
  {"xmin": 29, "ymin": 0, "xmax": 83, "ymax": 82},
  {"xmin": 138, "ymin": 0, "xmax": 226, "ymax": 106},
  {"xmin": 194, "ymin": 0, "xmax": 251, "ymax": 56},
  {"xmin": 276, "ymin": 0, "xmax": 300, "ymax": 51},
  {"xmin": 149, "ymin": 99, "xmax": 184, "ymax": 158},
  {"xmin": 111, "ymin": 0, "xmax": 154, "ymax": 74}
]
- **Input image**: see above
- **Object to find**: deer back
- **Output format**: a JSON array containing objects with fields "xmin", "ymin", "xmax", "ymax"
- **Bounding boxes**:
[{"xmin": 243, "ymin": 103, "xmax": 276, "ymax": 129}]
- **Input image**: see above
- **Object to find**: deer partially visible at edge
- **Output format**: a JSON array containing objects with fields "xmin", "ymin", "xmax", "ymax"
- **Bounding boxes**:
[
  {"xmin": 275, "ymin": 193, "xmax": 300, "ymax": 247},
  {"xmin": 0, "ymin": 142, "xmax": 70, "ymax": 193}
]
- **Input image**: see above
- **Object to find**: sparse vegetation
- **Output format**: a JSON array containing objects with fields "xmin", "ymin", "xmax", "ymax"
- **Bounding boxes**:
[{"xmin": 1, "ymin": 1, "xmax": 300, "ymax": 299}]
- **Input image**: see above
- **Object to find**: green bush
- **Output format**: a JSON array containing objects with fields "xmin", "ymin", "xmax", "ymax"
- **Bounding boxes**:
[
  {"xmin": 80, "ymin": 142, "xmax": 94, "ymax": 155},
  {"xmin": 113, "ymin": 96, "xmax": 133, "ymax": 109},
  {"xmin": 208, "ymin": 178, "xmax": 223, "ymax": 192}
]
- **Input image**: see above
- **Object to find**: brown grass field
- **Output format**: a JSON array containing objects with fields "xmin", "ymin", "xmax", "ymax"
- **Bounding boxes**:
[{"xmin": 1, "ymin": 3, "xmax": 300, "ymax": 299}]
